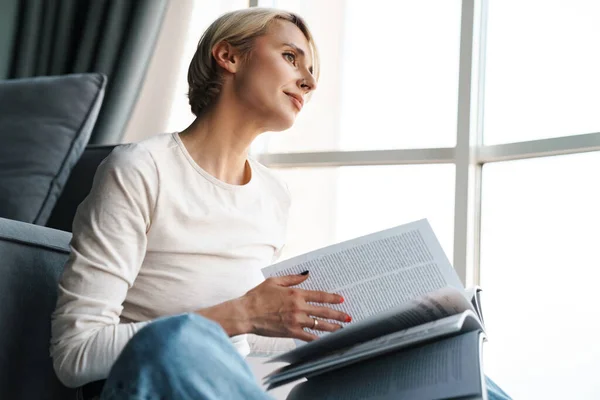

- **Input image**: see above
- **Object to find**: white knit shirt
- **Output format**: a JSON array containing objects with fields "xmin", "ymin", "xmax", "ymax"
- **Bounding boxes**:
[{"xmin": 50, "ymin": 132, "xmax": 293, "ymax": 388}]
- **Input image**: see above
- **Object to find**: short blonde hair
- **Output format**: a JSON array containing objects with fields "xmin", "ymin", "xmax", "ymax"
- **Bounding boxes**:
[{"xmin": 187, "ymin": 7, "xmax": 320, "ymax": 117}]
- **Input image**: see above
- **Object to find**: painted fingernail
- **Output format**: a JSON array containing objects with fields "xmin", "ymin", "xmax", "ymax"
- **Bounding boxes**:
[
  {"xmin": 339, "ymin": 296, "xmax": 345, "ymax": 303},
  {"xmin": 345, "ymin": 315, "xmax": 352, "ymax": 323},
  {"xmin": 300, "ymin": 270, "xmax": 309, "ymax": 276}
]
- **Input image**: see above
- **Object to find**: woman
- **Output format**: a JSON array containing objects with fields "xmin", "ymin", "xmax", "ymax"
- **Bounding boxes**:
[
  {"xmin": 51, "ymin": 7, "xmax": 511, "ymax": 400},
  {"xmin": 51, "ymin": 7, "xmax": 347, "ymax": 399}
]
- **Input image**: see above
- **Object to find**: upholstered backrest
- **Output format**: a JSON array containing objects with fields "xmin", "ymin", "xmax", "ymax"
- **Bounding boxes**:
[
  {"xmin": 0, "ymin": 217, "xmax": 75, "ymax": 399},
  {"xmin": 0, "ymin": 73, "xmax": 106, "ymax": 225},
  {"xmin": 46, "ymin": 145, "xmax": 116, "ymax": 232}
]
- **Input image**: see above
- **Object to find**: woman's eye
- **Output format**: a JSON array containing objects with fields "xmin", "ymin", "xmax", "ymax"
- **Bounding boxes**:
[{"xmin": 284, "ymin": 52, "xmax": 296, "ymax": 65}]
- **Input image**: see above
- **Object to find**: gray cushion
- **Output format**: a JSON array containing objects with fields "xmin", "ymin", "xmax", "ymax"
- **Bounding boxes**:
[
  {"xmin": 0, "ymin": 217, "xmax": 75, "ymax": 399},
  {"xmin": 0, "ymin": 73, "xmax": 107, "ymax": 225}
]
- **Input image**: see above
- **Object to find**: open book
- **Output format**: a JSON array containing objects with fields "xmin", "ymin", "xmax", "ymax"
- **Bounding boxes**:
[{"xmin": 260, "ymin": 219, "xmax": 489, "ymax": 399}]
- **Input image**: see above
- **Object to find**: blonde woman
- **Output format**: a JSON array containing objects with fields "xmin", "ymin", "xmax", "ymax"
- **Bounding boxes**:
[
  {"xmin": 50, "ymin": 8, "xmax": 511, "ymax": 400},
  {"xmin": 50, "ymin": 8, "xmax": 347, "ymax": 400}
]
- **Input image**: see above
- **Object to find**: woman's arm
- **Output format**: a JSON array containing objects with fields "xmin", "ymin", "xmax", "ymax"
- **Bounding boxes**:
[{"xmin": 50, "ymin": 144, "xmax": 158, "ymax": 388}]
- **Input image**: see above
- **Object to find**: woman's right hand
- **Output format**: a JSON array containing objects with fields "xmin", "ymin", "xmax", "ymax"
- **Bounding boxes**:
[{"xmin": 239, "ymin": 271, "xmax": 351, "ymax": 342}]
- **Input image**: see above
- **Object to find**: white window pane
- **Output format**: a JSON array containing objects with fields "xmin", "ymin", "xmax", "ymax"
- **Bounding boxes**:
[
  {"xmin": 258, "ymin": 0, "xmax": 461, "ymax": 153},
  {"xmin": 480, "ymin": 153, "xmax": 600, "ymax": 399},
  {"xmin": 484, "ymin": 0, "xmax": 600, "ymax": 145},
  {"xmin": 339, "ymin": 0, "xmax": 460, "ymax": 151},
  {"xmin": 275, "ymin": 165, "xmax": 455, "ymax": 262}
]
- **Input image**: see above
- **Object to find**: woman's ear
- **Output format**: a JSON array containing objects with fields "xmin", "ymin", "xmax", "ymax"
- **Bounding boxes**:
[{"xmin": 212, "ymin": 41, "xmax": 240, "ymax": 74}]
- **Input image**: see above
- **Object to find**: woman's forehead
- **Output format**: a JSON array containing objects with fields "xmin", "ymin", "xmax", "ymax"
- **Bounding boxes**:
[{"xmin": 265, "ymin": 21, "xmax": 313, "ymax": 62}]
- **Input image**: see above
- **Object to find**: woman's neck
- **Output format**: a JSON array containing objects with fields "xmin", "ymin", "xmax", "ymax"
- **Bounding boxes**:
[{"xmin": 178, "ymin": 102, "xmax": 260, "ymax": 186}]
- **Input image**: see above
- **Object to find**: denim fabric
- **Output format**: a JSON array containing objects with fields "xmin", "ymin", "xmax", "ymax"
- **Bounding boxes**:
[
  {"xmin": 486, "ymin": 376, "xmax": 512, "ymax": 400},
  {"xmin": 99, "ymin": 313, "xmax": 510, "ymax": 400},
  {"xmin": 100, "ymin": 313, "xmax": 271, "ymax": 400}
]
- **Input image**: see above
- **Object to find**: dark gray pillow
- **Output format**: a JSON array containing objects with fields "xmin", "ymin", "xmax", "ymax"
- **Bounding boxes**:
[{"xmin": 0, "ymin": 73, "xmax": 107, "ymax": 225}]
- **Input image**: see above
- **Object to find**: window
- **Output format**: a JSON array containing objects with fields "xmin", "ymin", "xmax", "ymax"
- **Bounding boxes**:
[
  {"xmin": 256, "ymin": 1, "xmax": 460, "ymax": 269},
  {"xmin": 257, "ymin": 0, "xmax": 462, "ymax": 152},
  {"xmin": 484, "ymin": 0, "xmax": 600, "ymax": 144},
  {"xmin": 480, "ymin": 152, "xmax": 600, "ymax": 399},
  {"xmin": 477, "ymin": 1, "xmax": 600, "ymax": 397},
  {"xmin": 276, "ymin": 165, "xmax": 455, "ymax": 261}
]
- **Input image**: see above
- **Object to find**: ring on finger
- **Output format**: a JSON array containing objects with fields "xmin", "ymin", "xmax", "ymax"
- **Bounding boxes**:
[{"xmin": 312, "ymin": 318, "xmax": 319, "ymax": 330}]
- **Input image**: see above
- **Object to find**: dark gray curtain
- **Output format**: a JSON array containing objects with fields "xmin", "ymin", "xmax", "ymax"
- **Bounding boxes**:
[{"xmin": 0, "ymin": 0, "xmax": 169, "ymax": 144}]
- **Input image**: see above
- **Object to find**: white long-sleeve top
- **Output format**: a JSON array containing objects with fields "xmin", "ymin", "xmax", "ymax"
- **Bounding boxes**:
[{"xmin": 50, "ymin": 132, "xmax": 294, "ymax": 388}]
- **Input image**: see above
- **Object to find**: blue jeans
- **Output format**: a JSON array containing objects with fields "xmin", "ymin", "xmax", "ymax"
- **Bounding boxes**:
[{"xmin": 99, "ymin": 313, "xmax": 511, "ymax": 400}]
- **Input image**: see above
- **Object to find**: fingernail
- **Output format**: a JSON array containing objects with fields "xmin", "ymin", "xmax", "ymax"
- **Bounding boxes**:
[
  {"xmin": 345, "ymin": 315, "xmax": 352, "ymax": 323},
  {"xmin": 300, "ymin": 270, "xmax": 309, "ymax": 276},
  {"xmin": 339, "ymin": 296, "xmax": 345, "ymax": 303}
]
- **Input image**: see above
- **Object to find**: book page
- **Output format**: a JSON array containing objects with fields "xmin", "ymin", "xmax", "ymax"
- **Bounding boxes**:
[
  {"xmin": 283, "ymin": 331, "xmax": 485, "ymax": 400},
  {"xmin": 269, "ymin": 286, "xmax": 475, "ymax": 364},
  {"xmin": 265, "ymin": 310, "xmax": 483, "ymax": 387},
  {"xmin": 262, "ymin": 219, "xmax": 465, "ymax": 332},
  {"xmin": 465, "ymin": 286, "xmax": 484, "ymax": 326}
]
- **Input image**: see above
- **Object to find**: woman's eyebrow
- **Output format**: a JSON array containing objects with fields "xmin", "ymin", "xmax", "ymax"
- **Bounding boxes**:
[
  {"xmin": 283, "ymin": 42, "xmax": 305, "ymax": 56},
  {"xmin": 282, "ymin": 42, "xmax": 314, "ymax": 74}
]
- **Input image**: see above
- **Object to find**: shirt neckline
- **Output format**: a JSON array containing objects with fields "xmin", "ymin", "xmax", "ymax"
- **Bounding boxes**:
[{"xmin": 172, "ymin": 132, "xmax": 256, "ymax": 192}]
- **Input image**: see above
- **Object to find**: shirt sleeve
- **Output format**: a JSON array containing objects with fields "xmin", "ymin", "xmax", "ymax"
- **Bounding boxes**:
[
  {"xmin": 247, "ymin": 335, "xmax": 297, "ymax": 357},
  {"xmin": 50, "ymin": 144, "xmax": 158, "ymax": 388}
]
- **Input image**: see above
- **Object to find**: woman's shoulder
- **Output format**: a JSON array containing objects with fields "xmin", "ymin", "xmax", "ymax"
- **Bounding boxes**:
[
  {"xmin": 95, "ymin": 142, "xmax": 163, "ymax": 192},
  {"xmin": 103, "ymin": 133, "xmax": 176, "ymax": 174},
  {"xmin": 104, "ymin": 142, "xmax": 155, "ymax": 173}
]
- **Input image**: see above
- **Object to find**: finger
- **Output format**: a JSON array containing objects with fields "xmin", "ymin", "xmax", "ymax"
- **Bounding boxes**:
[
  {"xmin": 270, "ymin": 272, "xmax": 310, "ymax": 287},
  {"xmin": 290, "ymin": 328, "xmax": 319, "ymax": 342},
  {"xmin": 303, "ymin": 290, "xmax": 344, "ymax": 304},
  {"xmin": 305, "ymin": 317, "xmax": 344, "ymax": 333},
  {"xmin": 306, "ymin": 305, "xmax": 352, "ymax": 324}
]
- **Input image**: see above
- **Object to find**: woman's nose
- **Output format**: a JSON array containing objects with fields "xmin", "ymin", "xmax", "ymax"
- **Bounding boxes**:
[{"xmin": 298, "ymin": 74, "xmax": 317, "ymax": 93}]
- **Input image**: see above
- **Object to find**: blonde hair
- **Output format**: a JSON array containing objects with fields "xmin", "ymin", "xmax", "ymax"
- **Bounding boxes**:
[{"xmin": 187, "ymin": 7, "xmax": 320, "ymax": 117}]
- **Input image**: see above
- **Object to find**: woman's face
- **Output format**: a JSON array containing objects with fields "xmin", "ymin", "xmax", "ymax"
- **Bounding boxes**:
[{"xmin": 234, "ymin": 20, "xmax": 317, "ymax": 132}]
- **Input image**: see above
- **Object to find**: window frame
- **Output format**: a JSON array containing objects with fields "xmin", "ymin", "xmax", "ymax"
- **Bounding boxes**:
[{"xmin": 250, "ymin": 0, "xmax": 600, "ymax": 286}]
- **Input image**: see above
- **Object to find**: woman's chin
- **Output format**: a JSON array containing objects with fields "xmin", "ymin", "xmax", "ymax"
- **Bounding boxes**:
[{"xmin": 268, "ymin": 113, "xmax": 297, "ymax": 132}]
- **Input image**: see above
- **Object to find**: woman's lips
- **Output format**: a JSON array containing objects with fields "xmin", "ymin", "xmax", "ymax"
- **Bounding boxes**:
[{"xmin": 286, "ymin": 93, "xmax": 303, "ymax": 111}]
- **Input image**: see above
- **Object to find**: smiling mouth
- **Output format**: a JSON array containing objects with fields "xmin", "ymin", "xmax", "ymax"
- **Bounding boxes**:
[{"xmin": 285, "ymin": 93, "xmax": 303, "ymax": 111}]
